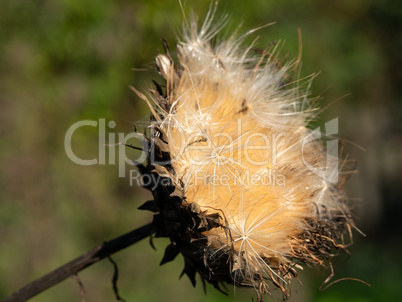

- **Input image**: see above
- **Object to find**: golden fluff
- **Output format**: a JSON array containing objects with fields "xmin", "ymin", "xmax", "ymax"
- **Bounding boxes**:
[{"xmin": 133, "ymin": 6, "xmax": 355, "ymax": 301}]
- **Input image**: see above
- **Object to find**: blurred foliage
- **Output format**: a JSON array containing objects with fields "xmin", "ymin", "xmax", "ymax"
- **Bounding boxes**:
[{"xmin": 0, "ymin": 0, "xmax": 401, "ymax": 301}]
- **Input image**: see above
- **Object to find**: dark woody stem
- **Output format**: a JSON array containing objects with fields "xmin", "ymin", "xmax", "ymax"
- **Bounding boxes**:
[{"xmin": 1, "ymin": 223, "xmax": 153, "ymax": 302}]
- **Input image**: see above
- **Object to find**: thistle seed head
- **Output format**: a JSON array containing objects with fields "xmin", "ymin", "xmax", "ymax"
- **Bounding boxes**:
[{"xmin": 134, "ymin": 8, "xmax": 355, "ymax": 301}]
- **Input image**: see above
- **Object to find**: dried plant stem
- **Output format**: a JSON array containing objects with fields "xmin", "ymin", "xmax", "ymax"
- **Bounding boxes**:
[{"xmin": 1, "ymin": 223, "xmax": 153, "ymax": 302}]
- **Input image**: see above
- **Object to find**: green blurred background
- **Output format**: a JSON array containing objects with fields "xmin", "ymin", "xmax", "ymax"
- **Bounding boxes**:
[{"xmin": 1, "ymin": 0, "xmax": 401, "ymax": 301}]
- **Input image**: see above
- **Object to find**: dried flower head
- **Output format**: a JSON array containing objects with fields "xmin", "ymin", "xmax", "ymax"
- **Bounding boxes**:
[{"xmin": 132, "ymin": 6, "xmax": 355, "ymax": 301}]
